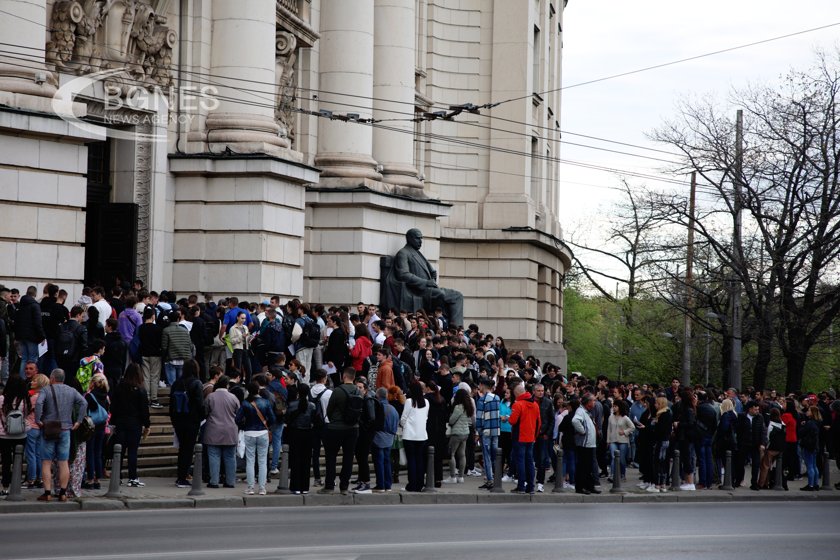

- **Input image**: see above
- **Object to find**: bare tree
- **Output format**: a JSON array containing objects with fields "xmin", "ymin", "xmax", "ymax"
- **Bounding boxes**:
[{"xmin": 652, "ymin": 51, "xmax": 840, "ymax": 392}]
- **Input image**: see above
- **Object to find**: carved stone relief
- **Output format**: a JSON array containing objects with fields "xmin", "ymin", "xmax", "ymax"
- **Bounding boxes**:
[
  {"xmin": 275, "ymin": 30, "xmax": 297, "ymax": 148},
  {"xmin": 46, "ymin": 0, "xmax": 176, "ymax": 97}
]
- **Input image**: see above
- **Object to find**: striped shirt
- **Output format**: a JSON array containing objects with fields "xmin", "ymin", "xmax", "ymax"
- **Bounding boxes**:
[{"xmin": 475, "ymin": 392, "xmax": 501, "ymax": 437}]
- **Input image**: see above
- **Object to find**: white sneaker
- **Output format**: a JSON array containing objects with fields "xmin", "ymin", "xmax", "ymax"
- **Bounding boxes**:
[
  {"xmin": 158, "ymin": 380, "xmax": 166, "ymax": 388},
  {"xmin": 244, "ymin": 487, "xmax": 255, "ymax": 495},
  {"xmin": 679, "ymin": 483, "xmax": 696, "ymax": 491},
  {"xmin": 269, "ymin": 468, "xmax": 280, "ymax": 475},
  {"xmin": 563, "ymin": 482, "xmax": 573, "ymax": 489},
  {"xmin": 637, "ymin": 482, "xmax": 648, "ymax": 489},
  {"xmin": 457, "ymin": 477, "xmax": 464, "ymax": 483},
  {"xmin": 502, "ymin": 475, "xmax": 513, "ymax": 482},
  {"xmin": 536, "ymin": 483, "xmax": 544, "ymax": 493},
  {"xmin": 258, "ymin": 487, "xmax": 267, "ymax": 495},
  {"xmin": 442, "ymin": 477, "xmax": 459, "ymax": 484},
  {"xmin": 645, "ymin": 485, "xmax": 660, "ymax": 493}
]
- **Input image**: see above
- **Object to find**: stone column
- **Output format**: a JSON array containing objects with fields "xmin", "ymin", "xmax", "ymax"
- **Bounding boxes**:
[
  {"xmin": 314, "ymin": 0, "xmax": 381, "ymax": 181},
  {"xmin": 205, "ymin": 0, "xmax": 288, "ymax": 154},
  {"xmin": 0, "ymin": 0, "xmax": 55, "ymax": 98},
  {"xmin": 372, "ymin": 0, "xmax": 421, "ymax": 189}
]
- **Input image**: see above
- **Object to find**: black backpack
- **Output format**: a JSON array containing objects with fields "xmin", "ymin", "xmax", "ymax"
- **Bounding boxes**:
[
  {"xmin": 55, "ymin": 321, "xmax": 79, "ymax": 361},
  {"xmin": 339, "ymin": 385, "xmax": 363, "ymax": 425},
  {"xmin": 309, "ymin": 389, "xmax": 327, "ymax": 428},
  {"xmin": 391, "ymin": 356, "xmax": 409, "ymax": 391},
  {"xmin": 299, "ymin": 319, "xmax": 320, "ymax": 348}
]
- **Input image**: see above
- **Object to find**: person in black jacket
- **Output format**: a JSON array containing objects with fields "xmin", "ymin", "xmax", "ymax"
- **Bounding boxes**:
[
  {"xmin": 39, "ymin": 283, "xmax": 67, "ymax": 374},
  {"xmin": 110, "ymin": 363, "xmax": 150, "ymax": 487},
  {"xmin": 13, "ymin": 293, "xmax": 44, "ymax": 378},
  {"xmin": 734, "ymin": 400, "xmax": 768, "ymax": 490},
  {"xmin": 169, "ymin": 359, "xmax": 206, "ymax": 488},
  {"xmin": 533, "ymin": 383, "xmax": 555, "ymax": 492},
  {"xmin": 695, "ymin": 391, "xmax": 718, "ymax": 489},
  {"xmin": 102, "ymin": 318, "xmax": 127, "ymax": 390},
  {"xmin": 286, "ymin": 383, "xmax": 316, "ymax": 494}
]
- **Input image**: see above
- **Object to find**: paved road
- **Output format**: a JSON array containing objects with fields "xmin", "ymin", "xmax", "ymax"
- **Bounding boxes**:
[{"xmin": 4, "ymin": 502, "xmax": 839, "ymax": 560}]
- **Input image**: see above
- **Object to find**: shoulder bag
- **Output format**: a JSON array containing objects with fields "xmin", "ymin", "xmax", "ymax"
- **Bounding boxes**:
[{"xmin": 43, "ymin": 386, "xmax": 63, "ymax": 440}]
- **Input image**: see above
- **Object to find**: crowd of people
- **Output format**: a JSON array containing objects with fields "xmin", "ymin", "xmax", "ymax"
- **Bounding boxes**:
[{"xmin": 1, "ymin": 281, "xmax": 839, "ymax": 500}]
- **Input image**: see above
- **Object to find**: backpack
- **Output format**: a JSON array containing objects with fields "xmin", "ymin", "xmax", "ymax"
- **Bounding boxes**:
[
  {"xmin": 339, "ymin": 385, "xmax": 363, "ymax": 425},
  {"xmin": 172, "ymin": 379, "xmax": 199, "ymax": 418},
  {"xmin": 282, "ymin": 313, "xmax": 296, "ymax": 342},
  {"xmin": 310, "ymin": 389, "xmax": 327, "ymax": 428},
  {"xmin": 76, "ymin": 360, "xmax": 96, "ymax": 392},
  {"xmin": 391, "ymin": 356, "xmax": 409, "ymax": 391},
  {"xmin": 55, "ymin": 321, "xmax": 79, "ymax": 361},
  {"xmin": 299, "ymin": 318, "xmax": 320, "ymax": 348},
  {"xmin": 272, "ymin": 391, "xmax": 287, "ymax": 421},
  {"xmin": 87, "ymin": 395, "xmax": 108, "ymax": 426},
  {"xmin": 363, "ymin": 397, "xmax": 385, "ymax": 432},
  {"xmin": 3, "ymin": 409, "xmax": 25, "ymax": 437},
  {"xmin": 768, "ymin": 425, "xmax": 786, "ymax": 451}
]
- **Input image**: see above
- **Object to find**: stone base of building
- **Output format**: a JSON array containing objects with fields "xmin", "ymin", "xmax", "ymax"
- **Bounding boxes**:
[
  {"xmin": 439, "ymin": 226, "xmax": 571, "ymax": 355},
  {"xmin": 506, "ymin": 340, "xmax": 569, "ymax": 377},
  {"xmin": 168, "ymin": 154, "xmax": 319, "ymax": 300},
  {"xmin": 304, "ymin": 186, "xmax": 450, "ymax": 306}
]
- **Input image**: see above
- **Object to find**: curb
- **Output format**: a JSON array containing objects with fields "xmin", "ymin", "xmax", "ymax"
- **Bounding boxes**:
[{"xmin": 1, "ymin": 491, "xmax": 837, "ymax": 514}]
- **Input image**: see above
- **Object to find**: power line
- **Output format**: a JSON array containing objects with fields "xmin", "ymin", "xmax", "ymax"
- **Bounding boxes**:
[
  {"xmin": 0, "ymin": 55, "xmax": 723, "ymax": 194},
  {"xmin": 483, "ymin": 21, "xmax": 840, "ymax": 108}
]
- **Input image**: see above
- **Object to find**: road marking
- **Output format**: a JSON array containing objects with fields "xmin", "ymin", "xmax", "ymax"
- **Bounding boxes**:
[{"xmin": 18, "ymin": 532, "xmax": 840, "ymax": 560}]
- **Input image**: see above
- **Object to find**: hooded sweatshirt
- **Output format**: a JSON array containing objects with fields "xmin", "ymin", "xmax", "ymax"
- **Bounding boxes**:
[{"xmin": 509, "ymin": 391, "xmax": 541, "ymax": 443}]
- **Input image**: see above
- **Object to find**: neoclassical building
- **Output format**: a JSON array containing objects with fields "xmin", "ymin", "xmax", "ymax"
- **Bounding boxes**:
[{"xmin": 0, "ymin": 0, "xmax": 572, "ymax": 364}]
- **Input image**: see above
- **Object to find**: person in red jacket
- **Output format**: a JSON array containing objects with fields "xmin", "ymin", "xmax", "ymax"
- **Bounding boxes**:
[{"xmin": 509, "ymin": 384, "xmax": 541, "ymax": 494}]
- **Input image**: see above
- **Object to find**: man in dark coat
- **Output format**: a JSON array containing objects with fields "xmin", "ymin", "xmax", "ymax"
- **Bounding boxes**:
[{"xmin": 735, "ymin": 400, "xmax": 768, "ymax": 490}]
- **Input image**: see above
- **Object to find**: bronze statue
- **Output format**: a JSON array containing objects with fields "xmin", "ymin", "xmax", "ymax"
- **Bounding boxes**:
[{"xmin": 381, "ymin": 228, "xmax": 464, "ymax": 327}]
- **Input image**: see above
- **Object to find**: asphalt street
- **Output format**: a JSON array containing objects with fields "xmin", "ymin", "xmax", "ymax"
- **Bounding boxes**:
[{"xmin": 4, "ymin": 502, "xmax": 838, "ymax": 560}]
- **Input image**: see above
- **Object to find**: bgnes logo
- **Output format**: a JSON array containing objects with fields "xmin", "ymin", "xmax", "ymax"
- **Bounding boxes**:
[{"xmin": 52, "ymin": 69, "xmax": 219, "ymax": 142}]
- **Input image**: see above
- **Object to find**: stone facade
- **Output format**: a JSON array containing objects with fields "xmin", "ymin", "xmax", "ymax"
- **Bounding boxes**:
[{"xmin": 0, "ymin": 0, "xmax": 572, "ymax": 368}]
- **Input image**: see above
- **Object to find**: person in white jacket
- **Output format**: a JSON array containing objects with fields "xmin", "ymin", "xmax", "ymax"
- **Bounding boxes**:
[{"xmin": 400, "ymin": 382, "xmax": 429, "ymax": 491}]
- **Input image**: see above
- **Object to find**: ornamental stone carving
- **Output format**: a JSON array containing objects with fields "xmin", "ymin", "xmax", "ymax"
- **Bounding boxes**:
[
  {"xmin": 276, "ymin": 30, "xmax": 298, "ymax": 146},
  {"xmin": 46, "ymin": 0, "xmax": 176, "ymax": 96}
]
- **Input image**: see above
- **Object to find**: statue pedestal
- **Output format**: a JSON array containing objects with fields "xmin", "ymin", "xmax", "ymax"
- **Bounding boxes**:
[{"xmin": 304, "ymin": 186, "xmax": 449, "ymax": 306}]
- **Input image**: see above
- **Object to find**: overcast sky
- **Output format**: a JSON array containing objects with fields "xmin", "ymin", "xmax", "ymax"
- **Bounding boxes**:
[{"xmin": 558, "ymin": 0, "xmax": 840, "ymax": 255}]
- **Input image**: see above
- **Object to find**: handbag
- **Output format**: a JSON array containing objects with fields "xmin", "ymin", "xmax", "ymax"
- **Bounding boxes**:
[{"xmin": 42, "ymin": 386, "xmax": 63, "ymax": 441}]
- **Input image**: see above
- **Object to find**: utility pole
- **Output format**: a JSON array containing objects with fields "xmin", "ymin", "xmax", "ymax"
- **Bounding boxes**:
[
  {"xmin": 730, "ymin": 110, "xmax": 744, "ymax": 391},
  {"xmin": 682, "ymin": 171, "xmax": 696, "ymax": 386}
]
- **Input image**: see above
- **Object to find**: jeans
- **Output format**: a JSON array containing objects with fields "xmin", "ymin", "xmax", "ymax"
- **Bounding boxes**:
[
  {"xmin": 655, "ymin": 440, "xmax": 670, "ymax": 486},
  {"xmin": 608, "ymin": 442, "xmax": 629, "ymax": 479},
  {"xmin": 448, "ymin": 434, "xmax": 468, "ymax": 478},
  {"xmin": 323, "ymin": 427, "xmax": 358, "ymax": 491},
  {"xmin": 270, "ymin": 424, "xmax": 284, "ymax": 470},
  {"xmin": 114, "ymin": 425, "xmax": 142, "ymax": 480},
  {"xmin": 164, "ymin": 362, "xmax": 183, "ymax": 386},
  {"xmin": 207, "ymin": 444, "xmax": 236, "ymax": 486},
  {"xmin": 514, "ymin": 441, "xmax": 535, "ymax": 492},
  {"xmin": 404, "ymin": 439, "xmax": 427, "ymax": 491},
  {"xmin": 85, "ymin": 425, "xmax": 106, "ymax": 480},
  {"xmin": 174, "ymin": 422, "xmax": 200, "ymax": 482},
  {"xmin": 372, "ymin": 445, "xmax": 393, "ymax": 490},
  {"xmin": 696, "ymin": 436, "xmax": 714, "ymax": 488},
  {"xmin": 563, "ymin": 446, "xmax": 576, "ymax": 484},
  {"xmin": 802, "ymin": 449, "xmax": 819, "ymax": 487},
  {"xmin": 245, "ymin": 433, "xmax": 269, "ymax": 490},
  {"xmin": 25, "ymin": 428, "xmax": 42, "ymax": 481},
  {"xmin": 41, "ymin": 430, "xmax": 71, "ymax": 462},
  {"xmin": 38, "ymin": 338, "xmax": 57, "ymax": 375},
  {"xmin": 18, "ymin": 341, "xmax": 39, "ymax": 378},
  {"xmin": 534, "ymin": 437, "xmax": 551, "ymax": 484},
  {"xmin": 480, "ymin": 434, "xmax": 498, "ymax": 482}
]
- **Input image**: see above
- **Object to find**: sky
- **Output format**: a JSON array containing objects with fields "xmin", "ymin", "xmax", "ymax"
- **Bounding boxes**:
[{"xmin": 558, "ymin": 0, "xmax": 840, "ymax": 267}]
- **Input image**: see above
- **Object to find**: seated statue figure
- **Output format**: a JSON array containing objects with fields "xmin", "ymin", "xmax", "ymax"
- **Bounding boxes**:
[{"xmin": 382, "ymin": 228, "xmax": 464, "ymax": 328}]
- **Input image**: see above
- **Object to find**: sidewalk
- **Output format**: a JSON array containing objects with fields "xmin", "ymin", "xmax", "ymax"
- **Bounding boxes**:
[{"xmin": 2, "ymin": 469, "xmax": 838, "ymax": 513}]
